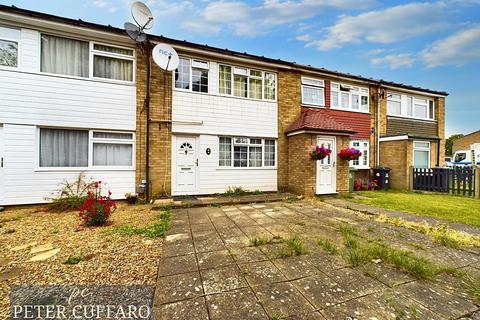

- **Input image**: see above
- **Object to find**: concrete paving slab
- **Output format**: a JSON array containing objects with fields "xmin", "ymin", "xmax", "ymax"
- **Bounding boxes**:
[
  {"xmin": 229, "ymin": 246, "xmax": 268, "ymax": 264},
  {"xmin": 162, "ymin": 240, "xmax": 195, "ymax": 258},
  {"xmin": 254, "ymin": 282, "xmax": 316, "ymax": 318},
  {"xmin": 201, "ymin": 265, "xmax": 248, "ymax": 295},
  {"xmin": 396, "ymin": 281, "xmax": 478, "ymax": 319},
  {"xmin": 240, "ymin": 260, "xmax": 287, "ymax": 287},
  {"xmin": 194, "ymin": 236, "xmax": 226, "ymax": 253},
  {"xmin": 154, "ymin": 271, "xmax": 203, "ymax": 305},
  {"xmin": 153, "ymin": 297, "xmax": 209, "ymax": 320},
  {"xmin": 322, "ymin": 290, "xmax": 441, "ymax": 320},
  {"xmin": 273, "ymin": 256, "xmax": 319, "ymax": 280},
  {"xmin": 206, "ymin": 288, "xmax": 269, "ymax": 320},
  {"xmin": 197, "ymin": 249, "xmax": 235, "ymax": 270},
  {"xmin": 157, "ymin": 254, "xmax": 198, "ymax": 277}
]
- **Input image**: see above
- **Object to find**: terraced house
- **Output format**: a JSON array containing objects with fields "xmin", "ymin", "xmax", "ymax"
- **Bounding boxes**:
[{"xmin": 0, "ymin": 5, "xmax": 447, "ymax": 205}]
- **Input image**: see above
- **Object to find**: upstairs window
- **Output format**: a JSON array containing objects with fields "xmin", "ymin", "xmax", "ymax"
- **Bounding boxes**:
[
  {"xmin": 92, "ymin": 44, "xmax": 134, "ymax": 82},
  {"xmin": 331, "ymin": 82, "xmax": 369, "ymax": 112},
  {"xmin": 175, "ymin": 57, "xmax": 209, "ymax": 93},
  {"xmin": 233, "ymin": 67, "xmax": 248, "ymax": 98},
  {"xmin": 387, "ymin": 92, "xmax": 435, "ymax": 120},
  {"xmin": 219, "ymin": 65, "xmax": 232, "ymax": 95},
  {"xmin": 40, "ymin": 34, "xmax": 134, "ymax": 82},
  {"xmin": 219, "ymin": 137, "xmax": 276, "ymax": 168},
  {"xmin": 0, "ymin": 26, "xmax": 20, "ymax": 68},
  {"xmin": 219, "ymin": 64, "xmax": 276, "ymax": 101},
  {"xmin": 301, "ymin": 77, "xmax": 325, "ymax": 106},
  {"xmin": 41, "ymin": 34, "xmax": 89, "ymax": 77}
]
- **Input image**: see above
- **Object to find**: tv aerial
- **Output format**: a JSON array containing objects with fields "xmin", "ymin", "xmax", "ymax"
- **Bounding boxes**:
[{"xmin": 124, "ymin": 1, "xmax": 154, "ymax": 43}]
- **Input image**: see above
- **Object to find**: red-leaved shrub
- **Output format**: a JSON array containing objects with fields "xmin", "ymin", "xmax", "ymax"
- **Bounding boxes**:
[{"xmin": 79, "ymin": 182, "xmax": 116, "ymax": 226}]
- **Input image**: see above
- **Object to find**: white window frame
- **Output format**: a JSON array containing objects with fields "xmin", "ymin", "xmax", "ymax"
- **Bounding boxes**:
[
  {"xmin": 218, "ymin": 63, "xmax": 277, "ymax": 101},
  {"xmin": 35, "ymin": 127, "xmax": 135, "ymax": 171},
  {"xmin": 218, "ymin": 136, "xmax": 277, "ymax": 169},
  {"xmin": 174, "ymin": 56, "xmax": 209, "ymax": 93},
  {"xmin": 413, "ymin": 141, "xmax": 431, "ymax": 169},
  {"xmin": 387, "ymin": 92, "xmax": 435, "ymax": 121},
  {"xmin": 38, "ymin": 33, "xmax": 136, "ymax": 84},
  {"xmin": 331, "ymin": 82, "xmax": 369, "ymax": 113},
  {"xmin": 301, "ymin": 77, "xmax": 325, "ymax": 107},
  {"xmin": 91, "ymin": 42, "xmax": 136, "ymax": 84},
  {"xmin": 0, "ymin": 25, "xmax": 21, "ymax": 70},
  {"xmin": 349, "ymin": 140, "xmax": 370, "ymax": 169}
]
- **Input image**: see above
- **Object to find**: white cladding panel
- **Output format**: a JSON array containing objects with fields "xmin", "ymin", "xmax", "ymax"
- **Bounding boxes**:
[
  {"xmin": 172, "ymin": 134, "xmax": 277, "ymax": 195},
  {"xmin": 172, "ymin": 62, "xmax": 278, "ymax": 138},
  {"xmin": 1, "ymin": 124, "xmax": 135, "ymax": 205},
  {"xmin": 0, "ymin": 28, "xmax": 136, "ymax": 131}
]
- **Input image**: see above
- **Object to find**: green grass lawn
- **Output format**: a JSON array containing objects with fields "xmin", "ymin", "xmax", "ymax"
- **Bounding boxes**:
[{"xmin": 353, "ymin": 191, "xmax": 480, "ymax": 227}]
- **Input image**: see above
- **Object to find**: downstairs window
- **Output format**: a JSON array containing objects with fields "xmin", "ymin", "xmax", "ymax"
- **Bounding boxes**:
[
  {"xmin": 219, "ymin": 137, "xmax": 276, "ymax": 168},
  {"xmin": 39, "ymin": 128, "xmax": 134, "ymax": 169}
]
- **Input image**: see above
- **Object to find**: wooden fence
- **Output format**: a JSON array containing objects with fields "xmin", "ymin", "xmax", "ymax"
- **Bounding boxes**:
[{"xmin": 412, "ymin": 167, "xmax": 477, "ymax": 197}]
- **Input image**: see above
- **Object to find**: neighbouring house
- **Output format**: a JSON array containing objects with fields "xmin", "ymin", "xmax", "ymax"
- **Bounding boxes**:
[
  {"xmin": 0, "ymin": 5, "xmax": 448, "ymax": 206},
  {"xmin": 378, "ymin": 86, "xmax": 446, "ymax": 189},
  {"xmin": 452, "ymin": 130, "xmax": 480, "ymax": 154},
  {"xmin": 0, "ymin": 5, "xmax": 137, "ymax": 205}
]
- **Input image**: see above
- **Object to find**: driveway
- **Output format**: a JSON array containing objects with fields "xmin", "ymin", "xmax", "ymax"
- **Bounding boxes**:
[{"xmin": 152, "ymin": 200, "xmax": 480, "ymax": 320}]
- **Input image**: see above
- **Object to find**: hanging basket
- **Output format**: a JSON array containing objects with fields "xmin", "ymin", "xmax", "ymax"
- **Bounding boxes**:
[
  {"xmin": 338, "ymin": 148, "xmax": 362, "ymax": 161},
  {"xmin": 309, "ymin": 146, "xmax": 332, "ymax": 161}
]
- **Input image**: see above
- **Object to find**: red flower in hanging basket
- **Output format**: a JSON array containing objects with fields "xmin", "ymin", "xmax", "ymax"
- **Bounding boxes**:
[
  {"xmin": 309, "ymin": 145, "xmax": 332, "ymax": 160},
  {"xmin": 338, "ymin": 148, "xmax": 362, "ymax": 161}
]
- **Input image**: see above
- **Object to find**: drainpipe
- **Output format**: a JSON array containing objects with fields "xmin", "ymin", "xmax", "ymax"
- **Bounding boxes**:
[
  {"xmin": 376, "ymin": 86, "xmax": 382, "ymax": 167},
  {"xmin": 144, "ymin": 39, "xmax": 151, "ymax": 202},
  {"xmin": 436, "ymin": 141, "xmax": 440, "ymax": 167}
]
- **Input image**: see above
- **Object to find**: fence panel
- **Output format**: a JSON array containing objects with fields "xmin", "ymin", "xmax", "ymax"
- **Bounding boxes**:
[{"xmin": 413, "ymin": 167, "xmax": 476, "ymax": 197}]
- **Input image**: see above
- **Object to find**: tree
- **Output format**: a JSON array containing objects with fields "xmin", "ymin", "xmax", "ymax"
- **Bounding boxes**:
[{"xmin": 445, "ymin": 134, "xmax": 464, "ymax": 156}]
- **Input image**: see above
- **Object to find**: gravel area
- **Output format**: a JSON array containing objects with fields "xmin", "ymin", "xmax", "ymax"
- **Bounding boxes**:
[{"xmin": 0, "ymin": 204, "xmax": 163, "ymax": 318}]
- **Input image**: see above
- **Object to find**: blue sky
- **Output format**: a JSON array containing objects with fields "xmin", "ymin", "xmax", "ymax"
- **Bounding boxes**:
[{"xmin": 3, "ymin": 0, "xmax": 480, "ymax": 136}]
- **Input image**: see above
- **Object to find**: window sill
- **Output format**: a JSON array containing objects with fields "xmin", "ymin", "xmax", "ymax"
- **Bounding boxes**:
[
  {"xmin": 34, "ymin": 167, "xmax": 135, "ymax": 172},
  {"xmin": 173, "ymin": 88, "xmax": 277, "ymax": 103},
  {"xmin": 216, "ymin": 167, "xmax": 277, "ymax": 170},
  {"xmin": 330, "ymin": 107, "xmax": 370, "ymax": 114},
  {"xmin": 301, "ymin": 103, "xmax": 325, "ymax": 108},
  {"xmin": 387, "ymin": 115, "xmax": 436, "ymax": 122},
  {"xmin": 0, "ymin": 68, "xmax": 136, "ymax": 86}
]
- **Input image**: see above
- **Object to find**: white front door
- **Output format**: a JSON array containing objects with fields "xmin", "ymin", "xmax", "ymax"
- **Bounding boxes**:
[
  {"xmin": 316, "ymin": 136, "xmax": 336, "ymax": 194},
  {"xmin": 175, "ymin": 136, "xmax": 197, "ymax": 194},
  {"xmin": 0, "ymin": 126, "xmax": 4, "ymax": 204}
]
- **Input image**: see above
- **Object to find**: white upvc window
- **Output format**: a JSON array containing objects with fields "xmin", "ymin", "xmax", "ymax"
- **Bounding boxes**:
[
  {"xmin": 413, "ymin": 141, "xmax": 430, "ymax": 169},
  {"xmin": 350, "ymin": 140, "xmax": 370, "ymax": 169},
  {"xmin": 218, "ymin": 64, "xmax": 276, "ymax": 101},
  {"xmin": 218, "ymin": 137, "xmax": 276, "ymax": 168},
  {"xmin": 40, "ymin": 33, "xmax": 135, "ymax": 83},
  {"xmin": 91, "ymin": 131, "xmax": 134, "ymax": 168},
  {"xmin": 387, "ymin": 92, "xmax": 435, "ymax": 120},
  {"xmin": 175, "ymin": 56, "xmax": 209, "ymax": 93},
  {"xmin": 331, "ymin": 82, "xmax": 369, "ymax": 112},
  {"xmin": 92, "ymin": 43, "xmax": 135, "ymax": 82},
  {"xmin": 301, "ymin": 77, "xmax": 325, "ymax": 107},
  {"xmin": 38, "ymin": 127, "xmax": 134, "ymax": 170},
  {"xmin": 0, "ymin": 25, "xmax": 20, "ymax": 68}
]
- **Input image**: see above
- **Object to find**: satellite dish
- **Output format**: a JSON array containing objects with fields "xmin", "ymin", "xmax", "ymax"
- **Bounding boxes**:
[
  {"xmin": 152, "ymin": 43, "xmax": 179, "ymax": 71},
  {"xmin": 124, "ymin": 22, "xmax": 147, "ymax": 43},
  {"xmin": 131, "ymin": 1, "xmax": 154, "ymax": 30}
]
